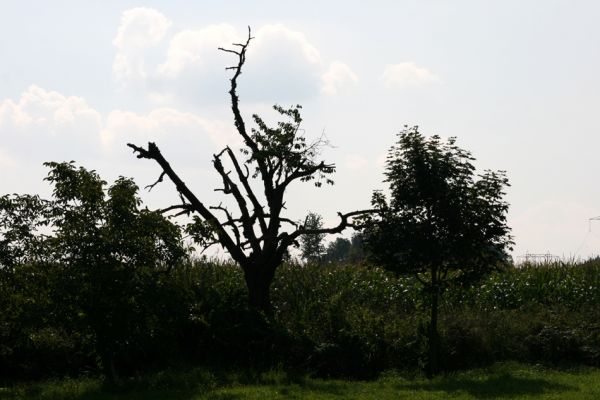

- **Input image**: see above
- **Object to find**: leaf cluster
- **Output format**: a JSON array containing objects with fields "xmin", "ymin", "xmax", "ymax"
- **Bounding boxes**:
[
  {"xmin": 41, "ymin": 161, "xmax": 186, "ymax": 270},
  {"xmin": 249, "ymin": 105, "xmax": 335, "ymax": 188}
]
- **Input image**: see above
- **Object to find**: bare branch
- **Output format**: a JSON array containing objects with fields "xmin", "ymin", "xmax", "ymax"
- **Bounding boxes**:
[
  {"xmin": 127, "ymin": 142, "xmax": 246, "ymax": 263},
  {"xmin": 198, "ymin": 239, "xmax": 220, "ymax": 254},
  {"xmin": 218, "ymin": 27, "xmax": 256, "ymax": 150},
  {"xmin": 145, "ymin": 171, "xmax": 166, "ymax": 191},
  {"xmin": 159, "ymin": 204, "xmax": 194, "ymax": 215},
  {"xmin": 210, "ymin": 204, "xmax": 241, "ymax": 246},
  {"xmin": 173, "ymin": 209, "xmax": 194, "ymax": 217},
  {"xmin": 263, "ymin": 214, "xmax": 299, "ymax": 229},
  {"xmin": 128, "ymin": 143, "xmax": 151, "ymax": 158},
  {"xmin": 288, "ymin": 209, "xmax": 376, "ymax": 241},
  {"xmin": 240, "ymin": 234, "xmax": 265, "ymax": 250},
  {"xmin": 218, "ymin": 27, "xmax": 276, "ymax": 207},
  {"xmin": 217, "ymin": 48, "xmax": 241, "ymax": 57},
  {"xmin": 213, "ymin": 152, "xmax": 261, "ymax": 253},
  {"xmin": 224, "ymin": 147, "xmax": 267, "ymax": 233}
]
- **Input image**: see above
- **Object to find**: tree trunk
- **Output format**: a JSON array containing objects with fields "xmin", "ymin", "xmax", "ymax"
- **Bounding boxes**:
[
  {"xmin": 427, "ymin": 273, "xmax": 440, "ymax": 378},
  {"xmin": 243, "ymin": 262, "xmax": 277, "ymax": 315}
]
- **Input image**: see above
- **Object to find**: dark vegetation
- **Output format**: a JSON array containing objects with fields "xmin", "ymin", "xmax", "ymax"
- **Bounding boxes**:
[
  {"xmin": 0, "ymin": 163, "xmax": 599, "ymax": 382},
  {"xmin": 1, "ymin": 251, "xmax": 599, "ymax": 382},
  {"xmin": 1, "ymin": 28, "xmax": 598, "ymax": 391}
]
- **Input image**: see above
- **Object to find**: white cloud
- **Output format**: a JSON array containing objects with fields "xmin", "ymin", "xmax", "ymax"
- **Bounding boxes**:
[
  {"xmin": 0, "ymin": 86, "xmax": 237, "ymax": 172},
  {"xmin": 102, "ymin": 107, "xmax": 239, "ymax": 151},
  {"xmin": 382, "ymin": 62, "xmax": 439, "ymax": 88},
  {"xmin": 113, "ymin": 7, "xmax": 171, "ymax": 49},
  {"xmin": 0, "ymin": 86, "xmax": 241, "ymax": 209},
  {"xmin": 101, "ymin": 110, "xmax": 161, "ymax": 146},
  {"xmin": 113, "ymin": 7, "xmax": 172, "ymax": 81},
  {"xmin": 111, "ymin": 13, "xmax": 355, "ymax": 103},
  {"xmin": 242, "ymin": 24, "xmax": 324, "ymax": 101},
  {"xmin": 251, "ymin": 24, "xmax": 321, "ymax": 65},
  {"xmin": 0, "ymin": 86, "xmax": 103, "ymax": 163},
  {"xmin": 0, "ymin": 85, "xmax": 101, "ymax": 131},
  {"xmin": 321, "ymin": 61, "xmax": 358, "ymax": 96},
  {"xmin": 154, "ymin": 23, "xmax": 326, "ymax": 102},
  {"xmin": 157, "ymin": 24, "xmax": 238, "ymax": 78}
]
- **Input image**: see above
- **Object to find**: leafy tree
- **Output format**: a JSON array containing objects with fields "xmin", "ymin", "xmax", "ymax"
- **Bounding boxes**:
[
  {"xmin": 300, "ymin": 212, "xmax": 325, "ymax": 263},
  {"xmin": 0, "ymin": 162, "xmax": 186, "ymax": 381},
  {"xmin": 363, "ymin": 126, "xmax": 512, "ymax": 376},
  {"xmin": 127, "ymin": 28, "xmax": 371, "ymax": 312}
]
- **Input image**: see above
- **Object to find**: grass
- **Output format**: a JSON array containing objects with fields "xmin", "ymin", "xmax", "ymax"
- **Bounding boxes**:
[{"xmin": 2, "ymin": 363, "xmax": 599, "ymax": 400}]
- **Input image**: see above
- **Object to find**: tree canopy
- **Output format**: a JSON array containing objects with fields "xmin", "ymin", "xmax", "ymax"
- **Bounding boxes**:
[{"xmin": 365, "ymin": 126, "xmax": 512, "ymax": 282}]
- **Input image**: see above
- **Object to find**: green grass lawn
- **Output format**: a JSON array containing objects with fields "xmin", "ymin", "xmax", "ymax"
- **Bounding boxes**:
[{"xmin": 2, "ymin": 363, "xmax": 599, "ymax": 400}]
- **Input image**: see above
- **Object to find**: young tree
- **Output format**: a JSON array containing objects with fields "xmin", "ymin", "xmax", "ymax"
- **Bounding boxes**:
[
  {"xmin": 128, "ymin": 28, "xmax": 371, "ymax": 312},
  {"xmin": 363, "ymin": 126, "xmax": 512, "ymax": 376},
  {"xmin": 299, "ymin": 212, "xmax": 325, "ymax": 263}
]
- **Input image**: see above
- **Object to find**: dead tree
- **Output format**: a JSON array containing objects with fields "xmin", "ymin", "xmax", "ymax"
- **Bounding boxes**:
[{"xmin": 128, "ymin": 28, "xmax": 372, "ymax": 312}]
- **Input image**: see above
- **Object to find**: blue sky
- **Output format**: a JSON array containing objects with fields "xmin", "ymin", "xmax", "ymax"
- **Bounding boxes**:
[{"xmin": 2, "ymin": 1, "xmax": 600, "ymax": 259}]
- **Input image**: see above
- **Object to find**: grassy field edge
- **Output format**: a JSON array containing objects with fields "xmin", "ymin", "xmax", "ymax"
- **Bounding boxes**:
[{"xmin": 2, "ymin": 362, "xmax": 600, "ymax": 400}]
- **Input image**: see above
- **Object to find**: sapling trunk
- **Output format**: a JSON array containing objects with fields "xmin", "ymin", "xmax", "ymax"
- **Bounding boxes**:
[{"xmin": 427, "ymin": 268, "xmax": 440, "ymax": 378}]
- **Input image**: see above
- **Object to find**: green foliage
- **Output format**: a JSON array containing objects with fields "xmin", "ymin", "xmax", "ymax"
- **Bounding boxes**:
[
  {"xmin": 250, "ymin": 105, "xmax": 335, "ymax": 187},
  {"xmin": 447, "ymin": 261, "xmax": 600, "ymax": 310},
  {"xmin": 2, "ymin": 247, "xmax": 600, "ymax": 380},
  {"xmin": 364, "ymin": 126, "xmax": 513, "ymax": 284}
]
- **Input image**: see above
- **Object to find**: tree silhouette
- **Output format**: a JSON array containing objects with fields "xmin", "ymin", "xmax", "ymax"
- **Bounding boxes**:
[
  {"xmin": 363, "ymin": 126, "xmax": 513, "ymax": 376},
  {"xmin": 128, "ymin": 28, "xmax": 371, "ymax": 312},
  {"xmin": 1, "ymin": 162, "xmax": 186, "ymax": 382}
]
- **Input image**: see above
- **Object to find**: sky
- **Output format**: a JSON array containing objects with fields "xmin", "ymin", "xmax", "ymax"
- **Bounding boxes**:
[{"xmin": 1, "ymin": 0, "xmax": 600, "ymax": 260}]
